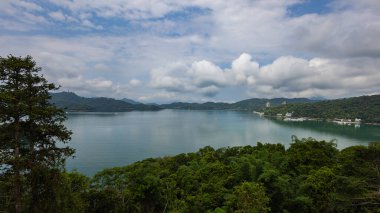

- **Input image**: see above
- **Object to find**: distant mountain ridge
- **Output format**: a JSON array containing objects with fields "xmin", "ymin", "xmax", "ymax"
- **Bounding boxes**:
[
  {"xmin": 121, "ymin": 98, "xmax": 141, "ymax": 105},
  {"xmin": 51, "ymin": 92, "xmax": 318, "ymax": 112},
  {"xmin": 50, "ymin": 92, "xmax": 380, "ymax": 123},
  {"xmin": 161, "ymin": 98, "xmax": 316, "ymax": 111},
  {"xmin": 230, "ymin": 98, "xmax": 316, "ymax": 111},
  {"xmin": 50, "ymin": 92, "xmax": 161, "ymax": 112}
]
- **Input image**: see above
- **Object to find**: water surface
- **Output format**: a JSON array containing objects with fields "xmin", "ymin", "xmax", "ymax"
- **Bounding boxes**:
[{"xmin": 65, "ymin": 110, "xmax": 380, "ymax": 176}]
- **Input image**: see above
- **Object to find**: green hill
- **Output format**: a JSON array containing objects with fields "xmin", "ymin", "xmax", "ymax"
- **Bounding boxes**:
[
  {"xmin": 230, "ymin": 97, "xmax": 315, "ymax": 111},
  {"xmin": 160, "ymin": 101, "xmax": 231, "ymax": 110},
  {"xmin": 121, "ymin": 98, "xmax": 142, "ymax": 105},
  {"xmin": 50, "ymin": 92, "xmax": 161, "ymax": 112},
  {"xmin": 264, "ymin": 95, "xmax": 380, "ymax": 123},
  {"xmin": 61, "ymin": 138, "xmax": 380, "ymax": 212},
  {"xmin": 161, "ymin": 98, "xmax": 315, "ymax": 111}
]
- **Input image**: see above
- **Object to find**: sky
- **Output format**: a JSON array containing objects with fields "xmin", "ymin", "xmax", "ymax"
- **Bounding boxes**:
[{"xmin": 1, "ymin": 0, "xmax": 380, "ymax": 103}]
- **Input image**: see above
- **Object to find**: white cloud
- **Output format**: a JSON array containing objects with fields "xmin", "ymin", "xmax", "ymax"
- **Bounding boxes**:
[
  {"xmin": 149, "ymin": 53, "xmax": 380, "ymax": 99},
  {"xmin": 247, "ymin": 56, "xmax": 380, "ymax": 98},
  {"xmin": 94, "ymin": 63, "xmax": 108, "ymax": 72},
  {"xmin": 289, "ymin": 11, "xmax": 380, "ymax": 58},
  {"xmin": 149, "ymin": 53, "xmax": 259, "ymax": 97},
  {"xmin": 1, "ymin": 0, "xmax": 380, "ymax": 101},
  {"xmin": 49, "ymin": 11, "xmax": 66, "ymax": 21},
  {"xmin": 81, "ymin": 19, "xmax": 103, "ymax": 30},
  {"xmin": 129, "ymin": 79, "xmax": 142, "ymax": 87},
  {"xmin": 56, "ymin": 75, "xmax": 134, "ymax": 98},
  {"xmin": 13, "ymin": 1, "xmax": 43, "ymax": 12},
  {"xmin": 47, "ymin": 0, "xmax": 185, "ymax": 20}
]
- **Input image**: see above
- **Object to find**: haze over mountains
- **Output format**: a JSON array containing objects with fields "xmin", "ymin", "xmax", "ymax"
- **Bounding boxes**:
[
  {"xmin": 51, "ymin": 92, "xmax": 160, "ymax": 112},
  {"xmin": 51, "ymin": 92, "xmax": 380, "ymax": 123},
  {"xmin": 51, "ymin": 92, "xmax": 317, "ymax": 112}
]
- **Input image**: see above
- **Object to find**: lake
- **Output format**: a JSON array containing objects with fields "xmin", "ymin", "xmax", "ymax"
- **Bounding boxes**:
[{"xmin": 65, "ymin": 110, "xmax": 380, "ymax": 176}]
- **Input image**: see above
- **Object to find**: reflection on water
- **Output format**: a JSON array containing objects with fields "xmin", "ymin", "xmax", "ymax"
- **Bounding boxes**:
[
  {"xmin": 64, "ymin": 110, "xmax": 380, "ymax": 176},
  {"xmin": 268, "ymin": 118, "xmax": 380, "ymax": 142}
]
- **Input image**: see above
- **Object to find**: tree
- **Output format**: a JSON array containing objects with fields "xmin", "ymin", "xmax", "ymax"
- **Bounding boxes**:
[
  {"xmin": 0, "ymin": 55, "xmax": 74, "ymax": 212},
  {"xmin": 286, "ymin": 136, "xmax": 338, "ymax": 174},
  {"xmin": 227, "ymin": 182, "xmax": 270, "ymax": 213}
]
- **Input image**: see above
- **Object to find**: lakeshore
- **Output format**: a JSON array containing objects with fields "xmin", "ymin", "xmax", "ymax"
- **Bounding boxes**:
[{"xmin": 253, "ymin": 111, "xmax": 380, "ymax": 126}]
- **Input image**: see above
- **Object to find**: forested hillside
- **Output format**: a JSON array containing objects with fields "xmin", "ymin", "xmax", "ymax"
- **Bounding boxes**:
[
  {"xmin": 5, "ymin": 138, "xmax": 375, "ymax": 212},
  {"xmin": 264, "ymin": 95, "xmax": 380, "ymax": 123},
  {"xmin": 51, "ymin": 92, "xmax": 161, "ymax": 112},
  {"xmin": 161, "ymin": 98, "xmax": 315, "ymax": 111},
  {"xmin": 230, "ymin": 98, "xmax": 315, "ymax": 111}
]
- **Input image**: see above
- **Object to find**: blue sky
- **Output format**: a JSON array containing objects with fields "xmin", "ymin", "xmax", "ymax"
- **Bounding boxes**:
[{"xmin": 1, "ymin": 0, "xmax": 380, "ymax": 103}]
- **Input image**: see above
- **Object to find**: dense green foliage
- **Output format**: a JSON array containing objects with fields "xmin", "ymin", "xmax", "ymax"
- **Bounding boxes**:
[
  {"xmin": 230, "ymin": 98, "xmax": 316, "ymax": 111},
  {"xmin": 0, "ymin": 55, "xmax": 74, "ymax": 212},
  {"xmin": 2, "ymin": 56, "xmax": 380, "ymax": 212},
  {"xmin": 51, "ymin": 92, "xmax": 161, "ymax": 112},
  {"xmin": 121, "ymin": 98, "xmax": 142, "ymax": 105},
  {"xmin": 29, "ymin": 138, "xmax": 378, "ymax": 212},
  {"xmin": 51, "ymin": 92, "xmax": 380, "ymax": 125},
  {"xmin": 264, "ymin": 95, "xmax": 380, "ymax": 123},
  {"xmin": 161, "ymin": 98, "xmax": 315, "ymax": 111}
]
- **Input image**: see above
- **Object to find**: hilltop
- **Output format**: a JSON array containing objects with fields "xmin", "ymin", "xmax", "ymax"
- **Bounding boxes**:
[
  {"xmin": 264, "ymin": 95, "xmax": 380, "ymax": 123},
  {"xmin": 161, "ymin": 98, "xmax": 315, "ymax": 111},
  {"xmin": 50, "ymin": 92, "xmax": 161, "ymax": 112}
]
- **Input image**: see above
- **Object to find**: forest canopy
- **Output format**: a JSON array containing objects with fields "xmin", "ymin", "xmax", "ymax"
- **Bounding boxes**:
[{"xmin": 1, "ymin": 137, "xmax": 374, "ymax": 212}]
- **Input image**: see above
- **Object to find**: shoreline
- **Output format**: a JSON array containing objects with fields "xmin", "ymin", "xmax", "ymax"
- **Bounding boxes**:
[{"xmin": 255, "ymin": 112, "xmax": 380, "ymax": 126}]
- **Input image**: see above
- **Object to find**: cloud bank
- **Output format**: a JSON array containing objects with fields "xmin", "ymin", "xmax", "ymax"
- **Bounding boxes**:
[
  {"xmin": 0, "ymin": 0, "xmax": 379, "ymax": 102},
  {"xmin": 149, "ymin": 53, "xmax": 380, "ymax": 100}
]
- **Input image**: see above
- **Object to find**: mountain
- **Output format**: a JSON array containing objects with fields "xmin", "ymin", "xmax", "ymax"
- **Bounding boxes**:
[
  {"xmin": 229, "ymin": 98, "xmax": 316, "ymax": 111},
  {"xmin": 50, "ymin": 92, "xmax": 161, "ymax": 112},
  {"xmin": 264, "ymin": 95, "xmax": 380, "ymax": 123},
  {"xmin": 52, "ymin": 92, "xmax": 379, "ymax": 122},
  {"xmin": 160, "ymin": 102, "xmax": 231, "ymax": 110},
  {"xmin": 160, "ymin": 98, "xmax": 315, "ymax": 111},
  {"xmin": 121, "ymin": 98, "xmax": 141, "ymax": 105}
]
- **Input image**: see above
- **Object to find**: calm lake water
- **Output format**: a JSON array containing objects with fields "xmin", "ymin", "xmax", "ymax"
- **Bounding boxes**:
[{"xmin": 65, "ymin": 110, "xmax": 380, "ymax": 176}]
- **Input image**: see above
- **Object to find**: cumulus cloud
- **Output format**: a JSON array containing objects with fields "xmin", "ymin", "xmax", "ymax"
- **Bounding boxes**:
[
  {"xmin": 14, "ymin": 1, "xmax": 43, "ymax": 12},
  {"xmin": 150, "ymin": 53, "xmax": 380, "ymax": 99},
  {"xmin": 128, "ymin": 79, "xmax": 142, "ymax": 87},
  {"xmin": 149, "ymin": 53, "xmax": 260, "ymax": 97},
  {"xmin": 58, "ymin": 76, "xmax": 112, "ymax": 92},
  {"xmin": 290, "ymin": 11, "xmax": 380, "ymax": 58},
  {"xmin": 47, "ymin": 0, "xmax": 185, "ymax": 20},
  {"xmin": 1, "ymin": 0, "xmax": 380, "ymax": 101},
  {"xmin": 81, "ymin": 19, "xmax": 103, "ymax": 30},
  {"xmin": 56, "ymin": 75, "xmax": 140, "ymax": 98},
  {"xmin": 249, "ymin": 56, "xmax": 380, "ymax": 98},
  {"xmin": 49, "ymin": 11, "xmax": 66, "ymax": 21}
]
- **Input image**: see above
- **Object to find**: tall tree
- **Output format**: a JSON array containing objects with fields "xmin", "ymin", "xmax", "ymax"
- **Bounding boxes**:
[{"xmin": 0, "ymin": 55, "xmax": 74, "ymax": 212}]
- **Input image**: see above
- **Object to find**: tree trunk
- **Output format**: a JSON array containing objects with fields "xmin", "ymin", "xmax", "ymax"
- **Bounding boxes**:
[{"xmin": 14, "ymin": 117, "xmax": 21, "ymax": 213}]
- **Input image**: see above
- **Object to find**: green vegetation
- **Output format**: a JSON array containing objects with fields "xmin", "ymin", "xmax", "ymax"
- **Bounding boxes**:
[
  {"xmin": 264, "ymin": 95, "xmax": 380, "ymax": 123},
  {"xmin": 230, "ymin": 98, "xmax": 315, "ymax": 111},
  {"xmin": 51, "ymin": 92, "xmax": 315, "ymax": 112},
  {"xmin": 0, "ymin": 55, "xmax": 74, "ymax": 212},
  {"xmin": 44, "ymin": 138, "xmax": 380, "ymax": 212},
  {"xmin": 1, "ymin": 56, "xmax": 380, "ymax": 212},
  {"xmin": 79, "ymin": 138, "xmax": 379, "ymax": 212},
  {"xmin": 3, "ymin": 137, "xmax": 380, "ymax": 212},
  {"xmin": 51, "ymin": 92, "xmax": 161, "ymax": 112},
  {"xmin": 161, "ymin": 98, "xmax": 315, "ymax": 111}
]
